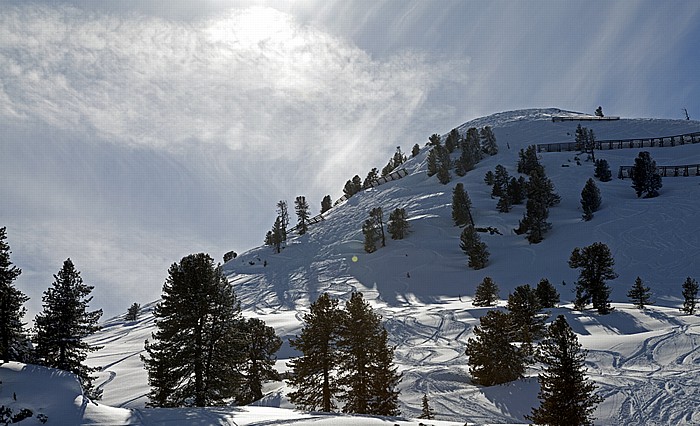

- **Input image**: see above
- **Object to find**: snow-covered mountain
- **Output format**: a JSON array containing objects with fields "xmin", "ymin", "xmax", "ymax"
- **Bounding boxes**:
[{"xmin": 5, "ymin": 108, "xmax": 700, "ymax": 425}]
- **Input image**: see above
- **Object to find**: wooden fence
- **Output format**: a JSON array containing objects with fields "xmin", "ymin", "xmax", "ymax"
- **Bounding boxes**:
[
  {"xmin": 536, "ymin": 131, "xmax": 700, "ymax": 153},
  {"xmin": 551, "ymin": 116, "xmax": 620, "ymax": 122},
  {"xmin": 618, "ymin": 163, "xmax": 700, "ymax": 179}
]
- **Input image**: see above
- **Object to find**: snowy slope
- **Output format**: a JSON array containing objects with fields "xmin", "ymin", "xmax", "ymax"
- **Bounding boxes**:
[{"xmin": 71, "ymin": 109, "xmax": 700, "ymax": 424}]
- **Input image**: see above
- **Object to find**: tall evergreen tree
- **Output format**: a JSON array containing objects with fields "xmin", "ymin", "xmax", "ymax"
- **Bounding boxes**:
[
  {"xmin": 288, "ymin": 293, "xmax": 344, "ymax": 412},
  {"xmin": 491, "ymin": 165, "xmax": 510, "ymax": 199},
  {"xmin": 320, "ymin": 195, "xmax": 333, "ymax": 214},
  {"xmin": 460, "ymin": 226, "xmax": 489, "ymax": 270},
  {"xmin": 338, "ymin": 292, "xmax": 401, "ymax": 416},
  {"xmin": 630, "ymin": 151, "xmax": 662, "ymax": 198},
  {"xmin": 465, "ymin": 310, "xmax": 524, "ymax": 386},
  {"xmin": 142, "ymin": 253, "xmax": 246, "ymax": 407},
  {"xmin": 627, "ymin": 277, "xmax": 652, "ymax": 309},
  {"xmin": 34, "ymin": 259, "xmax": 103, "ymax": 399},
  {"xmin": 445, "ymin": 128, "xmax": 460, "ymax": 153},
  {"xmin": 364, "ymin": 168, "xmax": 380, "ymax": 188},
  {"xmin": 681, "ymin": 277, "xmax": 699, "ymax": 315},
  {"xmin": 595, "ymin": 106, "xmax": 604, "ymax": 117},
  {"xmin": 580, "ymin": 178, "xmax": 602, "ymax": 221},
  {"xmin": 506, "ymin": 284, "xmax": 545, "ymax": 357},
  {"xmin": 527, "ymin": 315, "xmax": 603, "ymax": 426},
  {"xmin": 472, "ymin": 277, "xmax": 499, "ymax": 307},
  {"xmin": 387, "ymin": 208, "xmax": 410, "ymax": 240},
  {"xmin": 536, "ymin": 278, "xmax": 560, "ymax": 309},
  {"xmin": 294, "ymin": 195, "xmax": 310, "ymax": 235},
  {"xmin": 457, "ymin": 128, "xmax": 481, "ymax": 173},
  {"xmin": 426, "ymin": 148, "xmax": 439, "ymax": 177},
  {"xmin": 369, "ymin": 208, "xmax": 386, "ymax": 248},
  {"xmin": 480, "ymin": 126, "xmax": 498, "ymax": 156},
  {"xmin": 517, "ymin": 145, "xmax": 543, "ymax": 176},
  {"xmin": 594, "ymin": 159, "xmax": 612, "ymax": 182},
  {"xmin": 411, "ymin": 143, "xmax": 420, "ymax": 158},
  {"xmin": 427, "ymin": 133, "xmax": 441, "ymax": 147},
  {"xmin": 270, "ymin": 217, "xmax": 284, "ymax": 253},
  {"xmin": 0, "ymin": 227, "xmax": 30, "ymax": 362},
  {"xmin": 436, "ymin": 145, "xmax": 452, "ymax": 184},
  {"xmin": 518, "ymin": 197, "xmax": 550, "ymax": 244},
  {"xmin": 125, "ymin": 302, "xmax": 140, "ymax": 321},
  {"xmin": 483, "ymin": 170, "xmax": 495, "ymax": 186},
  {"xmin": 362, "ymin": 219, "xmax": 378, "ymax": 253},
  {"xmin": 238, "ymin": 318, "xmax": 282, "ymax": 405},
  {"xmin": 343, "ymin": 175, "xmax": 363, "ymax": 197},
  {"xmin": 451, "ymin": 183, "xmax": 473, "ymax": 227},
  {"xmin": 418, "ymin": 393, "xmax": 435, "ymax": 419},
  {"xmin": 276, "ymin": 200, "xmax": 289, "ymax": 241},
  {"xmin": 507, "ymin": 176, "xmax": 527, "ymax": 205},
  {"xmin": 527, "ymin": 168, "xmax": 560, "ymax": 208},
  {"xmin": 569, "ymin": 242, "xmax": 618, "ymax": 314}
]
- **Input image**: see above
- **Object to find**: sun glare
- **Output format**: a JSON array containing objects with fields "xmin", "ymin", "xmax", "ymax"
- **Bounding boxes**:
[{"xmin": 206, "ymin": 6, "xmax": 292, "ymax": 47}]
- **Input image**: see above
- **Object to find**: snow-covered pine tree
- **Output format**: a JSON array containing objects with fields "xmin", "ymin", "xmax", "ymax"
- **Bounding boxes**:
[
  {"xmin": 0, "ymin": 227, "xmax": 30, "ymax": 362},
  {"xmin": 287, "ymin": 293, "xmax": 344, "ymax": 412},
  {"xmin": 480, "ymin": 126, "xmax": 498, "ymax": 156},
  {"xmin": 506, "ymin": 284, "xmax": 545, "ymax": 358},
  {"xmin": 472, "ymin": 277, "xmax": 499, "ymax": 307},
  {"xmin": 527, "ymin": 315, "xmax": 603, "ymax": 426},
  {"xmin": 418, "ymin": 393, "xmax": 435, "ymax": 419},
  {"xmin": 681, "ymin": 277, "xmax": 699, "ymax": 315},
  {"xmin": 594, "ymin": 159, "xmax": 612, "ymax": 182},
  {"xmin": 451, "ymin": 183, "xmax": 473, "ymax": 227},
  {"xmin": 630, "ymin": 151, "xmax": 662, "ymax": 198},
  {"xmin": 321, "ymin": 195, "xmax": 332, "ymax": 214},
  {"xmin": 459, "ymin": 226, "xmax": 489, "ymax": 270},
  {"xmin": 627, "ymin": 277, "xmax": 652, "ymax": 309},
  {"xmin": 580, "ymin": 178, "xmax": 602, "ymax": 221},
  {"xmin": 125, "ymin": 302, "xmax": 140, "ymax": 321},
  {"xmin": 569, "ymin": 242, "xmax": 617, "ymax": 314},
  {"xmin": 535, "ymin": 278, "xmax": 560, "ymax": 308},
  {"xmin": 237, "ymin": 318, "xmax": 282, "ymax": 405},
  {"xmin": 34, "ymin": 258, "xmax": 103, "ymax": 399},
  {"xmin": 142, "ymin": 253, "xmax": 246, "ymax": 407},
  {"xmin": 364, "ymin": 168, "xmax": 380, "ymax": 189},
  {"xmin": 465, "ymin": 310, "xmax": 523, "ymax": 386},
  {"xmin": 387, "ymin": 208, "xmax": 410, "ymax": 240},
  {"xmin": 338, "ymin": 292, "xmax": 401, "ymax": 416},
  {"xmin": 294, "ymin": 195, "xmax": 310, "ymax": 235}
]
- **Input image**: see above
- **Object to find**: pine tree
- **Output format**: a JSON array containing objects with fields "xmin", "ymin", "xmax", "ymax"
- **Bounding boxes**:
[
  {"xmin": 276, "ymin": 200, "xmax": 289, "ymax": 241},
  {"xmin": 436, "ymin": 145, "xmax": 451, "ymax": 184},
  {"xmin": 484, "ymin": 170, "xmax": 495, "ymax": 186},
  {"xmin": 569, "ymin": 242, "xmax": 618, "ymax": 314},
  {"xmin": 594, "ymin": 159, "xmax": 612, "ymax": 182},
  {"xmin": 527, "ymin": 315, "xmax": 603, "ymax": 426},
  {"xmin": 237, "ymin": 318, "xmax": 282, "ymax": 405},
  {"xmin": 507, "ymin": 176, "xmax": 526, "ymax": 205},
  {"xmin": 451, "ymin": 183, "xmax": 473, "ymax": 227},
  {"xmin": 426, "ymin": 148, "xmax": 439, "ymax": 177},
  {"xmin": 595, "ymin": 106, "xmax": 604, "ymax": 117},
  {"xmin": 507, "ymin": 284, "xmax": 545, "ymax": 357},
  {"xmin": 364, "ymin": 168, "xmax": 380, "ymax": 188},
  {"xmin": 681, "ymin": 277, "xmax": 699, "ymax": 315},
  {"xmin": 369, "ymin": 207, "xmax": 386, "ymax": 248},
  {"xmin": 142, "ymin": 253, "xmax": 246, "ymax": 407},
  {"xmin": 338, "ymin": 292, "xmax": 401, "ymax": 416},
  {"xmin": 575, "ymin": 124, "xmax": 596, "ymax": 159},
  {"xmin": 460, "ymin": 226, "xmax": 489, "ymax": 270},
  {"xmin": 288, "ymin": 293, "xmax": 344, "ymax": 412},
  {"xmin": 580, "ymin": 178, "xmax": 602, "ymax": 221},
  {"xmin": 344, "ymin": 175, "xmax": 363, "ymax": 197},
  {"xmin": 536, "ymin": 278, "xmax": 560, "ymax": 308},
  {"xmin": 445, "ymin": 128, "xmax": 460, "ymax": 153},
  {"xmin": 387, "ymin": 208, "xmax": 410, "ymax": 240},
  {"xmin": 0, "ymin": 227, "xmax": 30, "ymax": 362},
  {"xmin": 473, "ymin": 277, "xmax": 499, "ymax": 307},
  {"xmin": 627, "ymin": 277, "xmax": 652, "ymax": 309},
  {"xmin": 527, "ymin": 168, "xmax": 560, "ymax": 207},
  {"xmin": 465, "ymin": 310, "xmax": 524, "ymax": 386},
  {"xmin": 294, "ymin": 195, "xmax": 310, "ymax": 235},
  {"xmin": 320, "ymin": 195, "xmax": 333, "ymax": 214},
  {"xmin": 630, "ymin": 151, "xmax": 662, "ymax": 198},
  {"xmin": 480, "ymin": 126, "xmax": 498, "ymax": 156},
  {"xmin": 518, "ymin": 197, "xmax": 550, "ymax": 244},
  {"xmin": 34, "ymin": 259, "xmax": 103, "ymax": 399},
  {"xmin": 125, "ymin": 302, "xmax": 140, "ymax": 321},
  {"xmin": 412, "ymin": 143, "xmax": 420, "ymax": 158},
  {"xmin": 418, "ymin": 393, "xmax": 435, "ymax": 419},
  {"xmin": 428, "ymin": 133, "xmax": 441, "ymax": 147},
  {"xmin": 362, "ymin": 219, "xmax": 378, "ymax": 253},
  {"xmin": 517, "ymin": 145, "xmax": 543, "ymax": 176},
  {"xmin": 270, "ymin": 217, "xmax": 284, "ymax": 254},
  {"xmin": 457, "ymin": 128, "xmax": 481, "ymax": 173},
  {"xmin": 491, "ymin": 165, "xmax": 510, "ymax": 199}
]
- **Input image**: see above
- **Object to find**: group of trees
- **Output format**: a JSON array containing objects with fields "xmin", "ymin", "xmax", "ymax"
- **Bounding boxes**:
[
  {"xmin": 287, "ymin": 292, "xmax": 401, "ymax": 416},
  {"xmin": 265, "ymin": 196, "xmax": 321, "ymax": 251},
  {"xmin": 362, "ymin": 207, "xmax": 410, "ymax": 253},
  {"xmin": 143, "ymin": 253, "xmax": 282, "ymax": 407},
  {"xmin": 0, "ymin": 227, "xmax": 103, "ymax": 399},
  {"xmin": 427, "ymin": 126, "xmax": 499, "ymax": 185},
  {"xmin": 345, "ymin": 147, "xmax": 408, "ymax": 198}
]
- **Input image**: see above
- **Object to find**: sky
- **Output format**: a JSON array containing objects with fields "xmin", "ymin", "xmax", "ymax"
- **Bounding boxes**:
[{"xmin": 2, "ymin": 0, "xmax": 700, "ymax": 321}]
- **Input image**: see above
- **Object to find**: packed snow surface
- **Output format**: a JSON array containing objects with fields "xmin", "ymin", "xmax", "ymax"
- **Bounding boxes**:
[{"xmin": 4, "ymin": 109, "xmax": 700, "ymax": 425}]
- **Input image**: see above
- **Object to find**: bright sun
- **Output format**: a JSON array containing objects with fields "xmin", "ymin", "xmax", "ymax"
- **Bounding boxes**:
[{"xmin": 206, "ymin": 6, "xmax": 292, "ymax": 47}]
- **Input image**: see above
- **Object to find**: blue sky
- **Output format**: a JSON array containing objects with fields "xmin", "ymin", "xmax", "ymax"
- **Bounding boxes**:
[{"xmin": 2, "ymin": 0, "xmax": 700, "ymax": 320}]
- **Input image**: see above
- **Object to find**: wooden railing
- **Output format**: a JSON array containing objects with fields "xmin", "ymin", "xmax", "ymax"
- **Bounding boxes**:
[
  {"xmin": 618, "ymin": 164, "xmax": 700, "ymax": 179},
  {"xmin": 536, "ymin": 131, "xmax": 700, "ymax": 153}
]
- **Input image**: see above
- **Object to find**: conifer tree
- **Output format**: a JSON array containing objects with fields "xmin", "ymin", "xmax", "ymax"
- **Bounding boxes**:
[
  {"xmin": 343, "ymin": 175, "xmax": 363, "ymax": 197},
  {"xmin": 681, "ymin": 277, "xmax": 699, "ymax": 315},
  {"xmin": 517, "ymin": 145, "xmax": 543, "ymax": 176},
  {"xmin": 412, "ymin": 143, "xmax": 420, "ymax": 158},
  {"xmin": 580, "ymin": 178, "xmax": 602, "ymax": 221},
  {"xmin": 125, "ymin": 302, "xmax": 140, "ymax": 321},
  {"xmin": 457, "ymin": 128, "xmax": 481, "ymax": 173},
  {"xmin": 369, "ymin": 208, "xmax": 386, "ymax": 248},
  {"xmin": 480, "ymin": 126, "xmax": 498, "ymax": 156},
  {"xmin": 536, "ymin": 278, "xmax": 560, "ymax": 308},
  {"xmin": 594, "ymin": 159, "xmax": 612, "ymax": 182},
  {"xmin": 491, "ymin": 165, "xmax": 510, "ymax": 198},
  {"xmin": 142, "ymin": 253, "xmax": 246, "ymax": 407},
  {"xmin": 270, "ymin": 217, "xmax": 284, "ymax": 253},
  {"xmin": 436, "ymin": 145, "xmax": 451, "ymax": 184},
  {"xmin": 460, "ymin": 226, "xmax": 489, "ymax": 270},
  {"xmin": 630, "ymin": 151, "xmax": 662, "ymax": 198},
  {"xmin": 428, "ymin": 133, "xmax": 441, "ymax": 147},
  {"xmin": 527, "ymin": 168, "xmax": 560, "ymax": 208},
  {"xmin": 527, "ymin": 315, "xmax": 603, "ymax": 426},
  {"xmin": 451, "ymin": 183, "xmax": 473, "ymax": 227},
  {"xmin": 338, "ymin": 292, "xmax": 401, "ymax": 416},
  {"xmin": 569, "ymin": 242, "xmax": 617, "ymax": 314},
  {"xmin": 276, "ymin": 200, "xmax": 289, "ymax": 241},
  {"xmin": 473, "ymin": 277, "xmax": 499, "ymax": 307},
  {"xmin": 418, "ymin": 393, "xmax": 435, "ymax": 420},
  {"xmin": 465, "ymin": 310, "xmax": 524, "ymax": 386},
  {"xmin": 595, "ymin": 106, "xmax": 604, "ymax": 117},
  {"xmin": 238, "ymin": 318, "xmax": 282, "ymax": 405},
  {"xmin": 627, "ymin": 277, "xmax": 652, "ymax": 309},
  {"xmin": 0, "ymin": 227, "xmax": 30, "ymax": 362},
  {"xmin": 294, "ymin": 195, "xmax": 310, "ymax": 235},
  {"xmin": 507, "ymin": 176, "xmax": 527, "ymax": 205},
  {"xmin": 484, "ymin": 170, "xmax": 495, "ymax": 186},
  {"xmin": 507, "ymin": 284, "xmax": 545, "ymax": 357},
  {"xmin": 426, "ymin": 149, "xmax": 439, "ymax": 177},
  {"xmin": 518, "ymin": 197, "xmax": 550, "ymax": 244},
  {"xmin": 445, "ymin": 128, "xmax": 460, "ymax": 153},
  {"xmin": 321, "ymin": 195, "xmax": 333, "ymax": 214},
  {"xmin": 34, "ymin": 259, "xmax": 103, "ymax": 399},
  {"xmin": 288, "ymin": 293, "xmax": 344, "ymax": 412},
  {"xmin": 364, "ymin": 168, "xmax": 380, "ymax": 188},
  {"xmin": 387, "ymin": 208, "xmax": 410, "ymax": 240},
  {"xmin": 362, "ymin": 219, "xmax": 378, "ymax": 253}
]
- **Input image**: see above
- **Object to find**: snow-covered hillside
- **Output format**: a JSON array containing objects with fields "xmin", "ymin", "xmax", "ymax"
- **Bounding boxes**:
[{"xmin": 6, "ymin": 108, "xmax": 700, "ymax": 425}]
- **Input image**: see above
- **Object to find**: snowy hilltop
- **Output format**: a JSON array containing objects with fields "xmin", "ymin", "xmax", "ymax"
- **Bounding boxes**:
[{"xmin": 4, "ymin": 108, "xmax": 700, "ymax": 425}]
